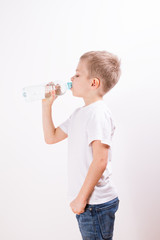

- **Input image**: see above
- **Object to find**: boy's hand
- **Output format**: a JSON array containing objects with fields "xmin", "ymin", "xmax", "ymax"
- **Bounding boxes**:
[
  {"xmin": 42, "ymin": 82, "xmax": 58, "ymax": 106},
  {"xmin": 70, "ymin": 196, "xmax": 88, "ymax": 215}
]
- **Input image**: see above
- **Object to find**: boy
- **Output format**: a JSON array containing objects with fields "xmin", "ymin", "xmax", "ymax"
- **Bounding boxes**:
[{"xmin": 42, "ymin": 50, "xmax": 121, "ymax": 240}]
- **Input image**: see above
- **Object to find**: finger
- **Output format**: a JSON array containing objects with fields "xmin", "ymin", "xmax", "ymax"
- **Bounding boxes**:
[
  {"xmin": 76, "ymin": 212, "xmax": 81, "ymax": 215},
  {"xmin": 46, "ymin": 81, "xmax": 54, "ymax": 86},
  {"xmin": 71, "ymin": 208, "xmax": 76, "ymax": 214},
  {"xmin": 51, "ymin": 90, "xmax": 56, "ymax": 96}
]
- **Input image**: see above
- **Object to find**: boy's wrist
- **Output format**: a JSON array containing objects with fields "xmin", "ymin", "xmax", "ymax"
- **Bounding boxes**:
[
  {"xmin": 77, "ymin": 193, "xmax": 89, "ymax": 203},
  {"xmin": 42, "ymin": 100, "xmax": 53, "ymax": 108}
]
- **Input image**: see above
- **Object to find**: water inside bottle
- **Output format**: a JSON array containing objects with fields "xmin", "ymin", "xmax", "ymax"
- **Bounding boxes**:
[
  {"xmin": 22, "ymin": 81, "xmax": 72, "ymax": 102},
  {"xmin": 22, "ymin": 85, "xmax": 46, "ymax": 102}
]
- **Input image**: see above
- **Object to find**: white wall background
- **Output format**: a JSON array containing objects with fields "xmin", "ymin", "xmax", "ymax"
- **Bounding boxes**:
[{"xmin": 0, "ymin": 0, "xmax": 160, "ymax": 239}]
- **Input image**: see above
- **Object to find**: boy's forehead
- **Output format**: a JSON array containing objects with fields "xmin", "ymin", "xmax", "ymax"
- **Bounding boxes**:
[{"xmin": 76, "ymin": 60, "xmax": 88, "ymax": 74}]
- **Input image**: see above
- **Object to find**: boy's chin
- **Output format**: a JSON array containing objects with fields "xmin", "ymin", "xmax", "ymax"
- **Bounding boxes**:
[
  {"xmin": 72, "ymin": 90, "xmax": 81, "ymax": 98},
  {"xmin": 72, "ymin": 93, "xmax": 83, "ymax": 98}
]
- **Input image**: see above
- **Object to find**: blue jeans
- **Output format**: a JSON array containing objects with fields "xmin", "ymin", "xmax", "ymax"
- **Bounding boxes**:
[{"xmin": 76, "ymin": 197, "xmax": 119, "ymax": 240}]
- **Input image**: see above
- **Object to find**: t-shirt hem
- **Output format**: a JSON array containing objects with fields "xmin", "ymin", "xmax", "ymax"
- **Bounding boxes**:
[
  {"xmin": 67, "ymin": 193, "xmax": 118, "ymax": 205},
  {"xmin": 88, "ymin": 137, "xmax": 112, "ymax": 147},
  {"xmin": 87, "ymin": 194, "xmax": 118, "ymax": 205}
]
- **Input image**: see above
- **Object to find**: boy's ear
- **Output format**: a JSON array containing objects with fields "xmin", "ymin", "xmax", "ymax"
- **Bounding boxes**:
[{"xmin": 91, "ymin": 78, "xmax": 100, "ymax": 88}]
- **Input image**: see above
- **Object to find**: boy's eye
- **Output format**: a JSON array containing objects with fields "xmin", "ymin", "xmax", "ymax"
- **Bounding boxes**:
[{"xmin": 75, "ymin": 75, "xmax": 79, "ymax": 77}]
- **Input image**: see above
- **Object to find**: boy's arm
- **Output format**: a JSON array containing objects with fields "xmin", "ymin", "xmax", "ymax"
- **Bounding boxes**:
[
  {"xmin": 70, "ymin": 140, "xmax": 110, "ymax": 214},
  {"xmin": 42, "ymin": 89, "xmax": 68, "ymax": 144},
  {"xmin": 42, "ymin": 104, "xmax": 56, "ymax": 143}
]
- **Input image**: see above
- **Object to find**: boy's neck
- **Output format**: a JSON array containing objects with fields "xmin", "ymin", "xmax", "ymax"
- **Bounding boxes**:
[{"xmin": 83, "ymin": 96, "xmax": 103, "ymax": 107}]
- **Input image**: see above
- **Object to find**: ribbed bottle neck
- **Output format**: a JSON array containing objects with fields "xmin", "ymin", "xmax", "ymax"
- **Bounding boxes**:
[{"xmin": 67, "ymin": 82, "xmax": 72, "ymax": 89}]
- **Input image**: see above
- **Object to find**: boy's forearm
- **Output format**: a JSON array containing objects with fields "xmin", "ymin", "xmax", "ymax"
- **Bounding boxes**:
[
  {"xmin": 42, "ymin": 104, "xmax": 56, "ymax": 142},
  {"xmin": 77, "ymin": 159, "xmax": 107, "ymax": 202}
]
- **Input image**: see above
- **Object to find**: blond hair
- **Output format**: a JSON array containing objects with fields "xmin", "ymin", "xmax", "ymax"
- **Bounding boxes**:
[{"xmin": 80, "ymin": 50, "xmax": 121, "ymax": 95}]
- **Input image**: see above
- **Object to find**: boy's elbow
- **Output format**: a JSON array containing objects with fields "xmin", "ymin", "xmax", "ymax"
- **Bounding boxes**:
[
  {"xmin": 99, "ymin": 161, "xmax": 107, "ymax": 171},
  {"xmin": 94, "ymin": 158, "xmax": 108, "ymax": 170},
  {"xmin": 44, "ymin": 138, "xmax": 55, "ymax": 144},
  {"xmin": 45, "ymin": 141, "xmax": 53, "ymax": 145},
  {"xmin": 101, "ymin": 158, "xmax": 108, "ymax": 169}
]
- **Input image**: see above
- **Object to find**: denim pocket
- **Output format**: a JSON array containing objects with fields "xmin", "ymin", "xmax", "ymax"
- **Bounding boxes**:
[
  {"xmin": 96, "ymin": 200, "xmax": 119, "ymax": 239},
  {"xmin": 76, "ymin": 209, "xmax": 91, "ymax": 223},
  {"xmin": 76, "ymin": 210, "xmax": 95, "ymax": 239}
]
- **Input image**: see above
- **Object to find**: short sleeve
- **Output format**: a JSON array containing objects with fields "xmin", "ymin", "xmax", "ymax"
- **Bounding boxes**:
[
  {"xmin": 59, "ymin": 114, "xmax": 72, "ymax": 135},
  {"xmin": 59, "ymin": 108, "xmax": 79, "ymax": 135},
  {"xmin": 86, "ymin": 111, "xmax": 113, "ymax": 147}
]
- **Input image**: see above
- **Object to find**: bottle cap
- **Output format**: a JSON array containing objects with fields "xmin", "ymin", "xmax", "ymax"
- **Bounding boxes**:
[{"xmin": 67, "ymin": 82, "xmax": 72, "ymax": 89}]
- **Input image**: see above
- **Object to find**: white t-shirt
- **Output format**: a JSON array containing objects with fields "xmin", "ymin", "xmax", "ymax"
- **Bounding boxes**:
[{"xmin": 59, "ymin": 99, "xmax": 118, "ymax": 204}]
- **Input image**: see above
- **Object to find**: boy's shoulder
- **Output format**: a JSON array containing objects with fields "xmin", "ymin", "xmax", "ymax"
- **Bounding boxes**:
[
  {"xmin": 70, "ymin": 101, "xmax": 112, "ymax": 119},
  {"xmin": 75, "ymin": 101, "xmax": 112, "ymax": 119}
]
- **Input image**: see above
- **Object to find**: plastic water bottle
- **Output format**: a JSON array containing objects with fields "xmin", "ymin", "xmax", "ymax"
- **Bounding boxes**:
[{"xmin": 22, "ymin": 81, "xmax": 72, "ymax": 102}]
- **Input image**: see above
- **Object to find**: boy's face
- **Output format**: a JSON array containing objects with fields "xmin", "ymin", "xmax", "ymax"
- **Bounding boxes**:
[{"xmin": 71, "ymin": 60, "xmax": 93, "ymax": 98}]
